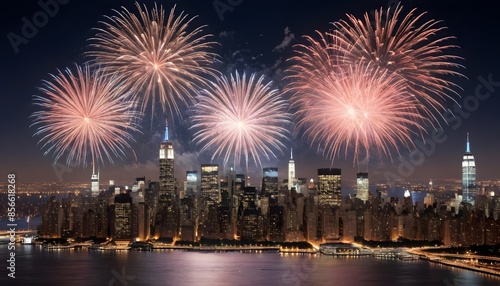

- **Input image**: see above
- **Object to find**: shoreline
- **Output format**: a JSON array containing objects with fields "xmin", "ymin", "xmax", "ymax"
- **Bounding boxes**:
[
  {"xmin": 425, "ymin": 257, "xmax": 500, "ymax": 277},
  {"xmin": 408, "ymin": 248, "xmax": 500, "ymax": 278},
  {"xmin": 10, "ymin": 242, "xmax": 500, "ymax": 278}
]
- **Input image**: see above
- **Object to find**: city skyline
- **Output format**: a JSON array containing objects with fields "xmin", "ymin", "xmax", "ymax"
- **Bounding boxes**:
[
  {"xmin": 26, "ymin": 129, "xmax": 500, "ymax": 247},
  {"xmin": 1, "ymin": 0, "xmax": 499, "ymax": 185}
]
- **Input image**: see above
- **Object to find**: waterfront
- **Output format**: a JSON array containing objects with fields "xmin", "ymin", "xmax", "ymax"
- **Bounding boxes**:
[{"xmin": 1, "ymin": 245, "xmax": 499, "ymax": 285}]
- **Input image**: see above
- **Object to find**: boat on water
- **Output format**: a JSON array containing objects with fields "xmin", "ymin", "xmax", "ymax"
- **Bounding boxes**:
[
  {"xmin": 97, "ymin": 244, "xmax": 131, "ymax": 251},
  {"xmin": 44, "ymin": 244, "xmax": 72, "ymax": 250},
  {"xmin": 90, "ymin": 240, "xmax": 131, "ymax": 251},
  {"xmin": 22, "ymin": 234, "xmax": 37, "ymax": 245},
  {"xmin": 396, "ymin": 253, "xmax": 420, "ymax": 261},
  {"xmin": 130, "ymin": 242, "xmax": 153, "ymax": 251},
  {"xmin": 320, "ymin": 243, "xmax": 372, "ymax": 256}
]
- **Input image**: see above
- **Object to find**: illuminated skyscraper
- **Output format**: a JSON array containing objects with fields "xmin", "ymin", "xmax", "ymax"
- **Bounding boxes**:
[
  {"xmin": 356, "ymin": 172, "xmax": 369, "ymax": 202},
  {"xmin": 157, "ymin": 121, "xmax": 177, "ymax": 238},
  {"xmin": 317, "ymin": 168, "xmax": 342, "ymax": 206},
  {"xmin": 201, "ymin": 164, "xmax": 220, "ymax": 203},
  {"xmin": 262, "ymin": 167, "xmax": 279, "ymax": 197},
  {"xmin": 462, "ymin": 133, "xmax": 476, "ymax": 204},
  {"xmin": 288, "ymin": 149, "xmax": 295, "ymax": 190},
  {"xmin": 113, "ymin": 193, "xmax": 133, "ymax": 240},
  {"xmin": 91, "ymin": 168, "xmax": 99, "ymax": 197},
  {"xmin": 225, "ymin": 167, "xmax": 236, "ymax": 206},
  {"xmin": 186, "ymin": 171, "xmax": 198, "ymax": 196},
  {"xmin": 159, "ymin": 121, "xmax": 175, "ymax": 203},
  {"xmin": 235, "ymin": 174, "xmax": 246, "ymax": 196}
]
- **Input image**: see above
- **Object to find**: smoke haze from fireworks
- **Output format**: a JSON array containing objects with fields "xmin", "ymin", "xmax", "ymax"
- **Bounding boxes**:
[
  {"xmin": 191, "ymin": 71, "xmax": 291, "ymax": 170},
  {"xmin": 31, "ymin": 65, "xmax": 141, "ymax": 168},
  {"xmin": 286, "ymin": 32, "xmax": 429, "ymax": 165},
  {"xmin": 87, "ymin": 1, "xmax": 218, "ymax": 124},
  {"xmin": 332, "ymin": 4, "xmax": 465, "ymax": 126}
]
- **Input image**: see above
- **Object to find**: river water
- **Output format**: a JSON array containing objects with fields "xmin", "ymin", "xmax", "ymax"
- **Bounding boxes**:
[{"xmin": 1, "ymin": 244, "xmax": 499, "ymax": 286}]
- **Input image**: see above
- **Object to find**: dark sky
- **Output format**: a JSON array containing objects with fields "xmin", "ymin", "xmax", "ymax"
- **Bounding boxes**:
[{"xmin": 1, "ymin": 0, "xmax": 499, "ymax": 186}]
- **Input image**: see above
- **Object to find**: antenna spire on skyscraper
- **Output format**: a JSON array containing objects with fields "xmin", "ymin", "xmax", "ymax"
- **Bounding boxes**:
[
  {"xmin": 164, "ymin": 119, "xmax": 169, "ymax": 141},
  {"xmin": 466, "ymin": 132, "xmax": 470, "ymax": 153}
]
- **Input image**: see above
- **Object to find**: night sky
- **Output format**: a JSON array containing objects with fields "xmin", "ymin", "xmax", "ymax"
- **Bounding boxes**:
[{"xmin": 1, "ymin": 0, "xmax": 499, "ymax": 186}]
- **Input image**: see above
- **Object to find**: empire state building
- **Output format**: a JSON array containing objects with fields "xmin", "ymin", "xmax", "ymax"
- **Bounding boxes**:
[
  {"xmin": 157, "ymin": 120, "xmax": 178, "ymax": 238},
  {"xmin": 462, "ymin": 133, "xmax": 476, "ymax": 204},
  {"xmin": 159, "ymin": 121, "xmax": 175, "ymax": 203}
]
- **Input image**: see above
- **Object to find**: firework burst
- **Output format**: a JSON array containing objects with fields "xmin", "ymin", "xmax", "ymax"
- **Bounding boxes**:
[
  {"xmin": 87, "ymin": 2, "xmax": 217, "ymax": 122},
  {"xmin": 191, "ymin": 71, "xmax": 291, "ymax": 169},
  {"xmin": 31, "ymin": 65, "xmax": 141, "ymax": 167},
  {"xmin": 332, "ymin": 4, "xmax": 465, "ymax": 125},
  {"xmin": 286, "ymin": 33, "xmax": 428, "ymax": 163}
]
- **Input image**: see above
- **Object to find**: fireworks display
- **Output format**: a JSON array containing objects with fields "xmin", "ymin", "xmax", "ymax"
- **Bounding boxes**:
[
  {"xmin": 31, "ymin": 65, "xmax": 141, "ymax": 167},
  {"xmin": 332, "ymin": 5, "xmax": 464, "ymax": 125},
  {"xmin": 29, "ymin": 2, "xmax": 466, "ymax": 172},
  {"xmin": 87, "ymin": 2, "xmax": 217, "ymax": 121},
  {"xmin": 191, "ymin": 71, "xmax": 291, "ymax": 169},
  {"xmin": 286, "ymin": 32, "xmax": 428, "ymax": 164},
  {"xmin": 285, "ymin": 4, "xmax": 464, "ymax": 164}
]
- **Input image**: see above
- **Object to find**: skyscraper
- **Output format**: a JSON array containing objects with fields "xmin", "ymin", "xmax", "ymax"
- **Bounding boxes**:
[
  {"xmin": 235, "ymin": 174, "xmax": 246, "ymax": 195},
  {"xmin": 288, "ymin": 149, "xmax": 295, "ymax": 190},
  {"xmin": 201, "ymin": 164, "xmax": 220, "ymax": 203},
  {"xmin": 91, "ymin": 170, "xmax": 99, "ymax": 197},
  {"xmin": 356, "ymin": 172, "xmax": 369, "ymax": 202},
  {"xmin": 186, "ymin": 171, "xmax": 198, "ymax": 196},
  {"xmin": 113, "ymin": 192, "xmax": 133, "ymax": 240},
  {"xmin": 157, "ymin": 121, "xmax": 177, "ymax": 238},
  {"xmin": 317, "ymin": 168, "xmax": 342, "ymax": 206},
  {"xmin": 262, "ymin": 167, "xmax": 279, "ymax": 197},
  {"xmin": 159, "ymin": 122, "xmax": 175, "ymax": 204},
  {"xmin": 462, "ymin": 133, "xmax": 476, "ymax": 204}
]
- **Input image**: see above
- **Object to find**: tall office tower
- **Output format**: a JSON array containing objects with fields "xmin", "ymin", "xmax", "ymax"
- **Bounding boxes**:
[
  {"xmin": 226, "ymin": 167, "xmax": 236, "ymax": 204},
  {"xmin": 356, "ymin": 172, "xmax": 369, "ymax": 202},
  {"xmin": 201, "ymin": 164, "xmax": 220, "ymax": 202},
  {"xmin": 159, "ymin": 122, "xmax": 175, "ymax": 205},
  {"xmin": 227, "ymin": 169, "xmax": 239, "ymax": 238},
  {"xmin": 288, "ymin": 149, "xmax": 296, "ymax": 190},
  {"xmin": 269, "ymin": 204, "xmax": 284, "ymax": 241},
  {"xmin": 235, "ymin": 174, "xmax": 246, "ymax": 196},
  {"xmin": 186, "ymin": 171, "xmax": 198, "ymax": 196},
  {"xmin": 462, "ymin": 133, "xmax": 476, "ymax": 204},
  {"xmin": 157, "ymin": 121, "xmax": 177, "ymax": 238},
  {"xmin": 40, "ymin": 196, "xmax": 63, "ymax": 237},
  {"xmin": 317, "ymin": 168, "xmax": 342, "ymax": 206},
  {"xmin": 113, "ymin": 192, "xmax": 133, "ymax": 240},
  {"xmin": 179, "ymin": 196, "xmax": 196, "ymax": 241},
  {"xmin": 91, "ymin": 166, "xmax": 99, "ymax": 197},
  {"xmin": 134, "ymin": 202, "xmax": 150, "ymax": 241},
  {"xmin": 220, "ymin": 181, "xmax": 229, "ymax": 206},
  {"xmin": 262, "ymin": 167, "xmax": 279, "ymax": 197},
  {"xmin": 240, "ymin": 187, "xmax": 261, "ymax": 240}
]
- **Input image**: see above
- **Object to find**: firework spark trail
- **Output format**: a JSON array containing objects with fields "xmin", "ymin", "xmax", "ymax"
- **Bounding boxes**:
[
  {"xmin": 332, "ymin": 4, "xmax": 465, "ymax": 127},
  {"xmin": 191, "ymin": 71, "xmax": 291, "ymax": 169},
  {"xmin": 87, "ymin": 1, "xmax": 218, "ymax": 123},
  {"xmin": 31, "ymin": 65, "xmax": 141, "ymax": 168},
  {"xmin": 286, "ymin": 32, "xmax": 429, "ymax": 164}
]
